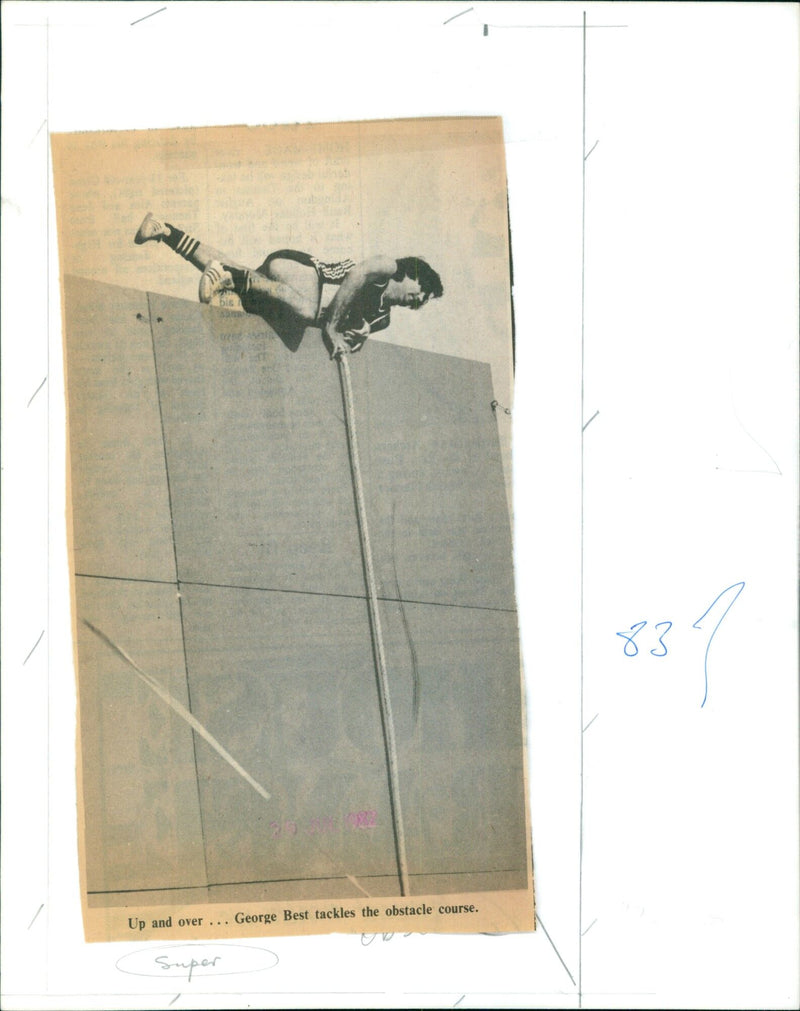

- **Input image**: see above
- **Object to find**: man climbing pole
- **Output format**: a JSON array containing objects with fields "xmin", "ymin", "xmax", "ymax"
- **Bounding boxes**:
[
  {"xmin": 134, "ymin": 212, "xmax": 443, "ymax": 358},
  {"xmin": 135, "ymin": 210, "xmax": 434, "ymax": 894}
]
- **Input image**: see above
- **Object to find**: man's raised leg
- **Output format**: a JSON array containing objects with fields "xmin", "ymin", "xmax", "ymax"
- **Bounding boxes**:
[
  {"xmin": 134, "ymin": 212, "xmax": 320, "ymax": 320},
  {"xmin": 134, "ymin": 212, "xmax": 245, "ymax": 271}
]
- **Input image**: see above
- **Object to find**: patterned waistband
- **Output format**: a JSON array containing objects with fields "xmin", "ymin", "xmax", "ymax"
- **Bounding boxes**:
[{"xmin": 309, "ymin": 255, "xmax": 357, "ymax": 284}]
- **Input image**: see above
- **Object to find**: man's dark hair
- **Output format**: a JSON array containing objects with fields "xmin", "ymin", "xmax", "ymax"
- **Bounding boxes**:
[{"xmin": 393, "ymin": 257, "xmax": 444, "ymax": 300}]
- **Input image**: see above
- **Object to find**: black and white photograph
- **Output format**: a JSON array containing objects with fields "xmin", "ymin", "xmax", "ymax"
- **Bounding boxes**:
[
  {"xmin": 4, "ymin": 3, "xmax": 797, "ymax": 1008},
  {"xmin": 51, "ymin": 117, "xmax": 534, "ymax": 941}
]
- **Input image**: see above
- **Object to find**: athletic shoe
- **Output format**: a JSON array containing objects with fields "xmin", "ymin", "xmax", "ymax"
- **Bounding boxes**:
[
  {"xmin": 199, "ymin": 260, "xmax": 235, "ymax": 303},
  {"xmin": 134, "ymin": 212, "xmax": 169, "ymax": 244}
]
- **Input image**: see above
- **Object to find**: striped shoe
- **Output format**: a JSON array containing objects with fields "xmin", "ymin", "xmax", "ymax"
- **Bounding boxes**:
[
  {"xmin": 134, "ymin": 211, "xmax": 169, "ymax": 244},
  {"xmin": 199, "ymin": 260, "xmax": 235, "ymax": 304}
]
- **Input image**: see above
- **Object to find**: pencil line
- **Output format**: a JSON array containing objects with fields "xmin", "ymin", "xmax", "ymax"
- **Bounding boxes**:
[
  {"xmin": 476, "ymin": 24, "xmax": 627, "ymax": 30},
  {"xmin": 23, "ymin": 629, "xmax": 45, "ymax": 665},
  {"xmin": 28, "ymin": 117, "xmax": 47, "ymax": 147},
  {"xmin": 147, "ymin": 295, "xmax": 212, "ymax": 895},
  {"xmin": 75, "ymin": 572, "xmax": 177, "ymax": 586},
  {"xmin": 87, "ymin": 867, "xmax": 521, "ymax": 894},
  {"xmin": 27, "ymin": 375, "xmax": 47, "ymax": 408},
  {"xmin": 130, "ymin": 6, "xmax": 166, "ymax": 26},
  {"xmin": 45, "ymin": 16, "xmax": 51, "ymax": 992},
  {"xmin": 443, "ymin": 7, "xmax": 472, "ymax": 24},
  {"xmin": 730, "ymin": 394, "xmax": 783, "ymax": 475},
  {"xmin": 74, "ymin": 571, "xmax": 517, "ymax": 615},
  {"xmin": 537, "ymin": 915, "xmax": 576, "ymax": 987},
  {"xmin": 579, "ymin": 11, "xmax": 587, "ymax": 1008},
  {"xmin": 4, "ymin": 990, "xmax": 392, "ymax": 998}
]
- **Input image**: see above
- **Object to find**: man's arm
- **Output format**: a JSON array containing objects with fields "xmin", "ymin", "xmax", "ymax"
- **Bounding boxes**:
[{"xmin": 324, "ymin": 255, "xmax": 396, "ymax": 357}]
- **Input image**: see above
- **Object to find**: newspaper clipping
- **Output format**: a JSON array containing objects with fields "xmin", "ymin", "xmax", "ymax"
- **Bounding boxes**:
[{"xmin": 51, "ymin": 117, "xmax": 533, "ymax": 941}]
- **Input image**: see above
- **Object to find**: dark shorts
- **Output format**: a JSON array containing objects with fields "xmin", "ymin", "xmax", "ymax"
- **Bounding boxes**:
[{"xmin": 256, "ymin": 249, "xmax": 356, "ymax": 285}]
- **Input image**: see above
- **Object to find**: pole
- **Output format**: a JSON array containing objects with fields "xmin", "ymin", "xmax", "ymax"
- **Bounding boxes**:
[{"xmin": 336, "ymin": 351, "xmax": 410, "ymax": 896}]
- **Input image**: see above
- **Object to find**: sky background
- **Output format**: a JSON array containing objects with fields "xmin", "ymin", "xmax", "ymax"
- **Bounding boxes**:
[{"xmin": 51, "ymin": 117, "xmax": 514, "ymax": 411}]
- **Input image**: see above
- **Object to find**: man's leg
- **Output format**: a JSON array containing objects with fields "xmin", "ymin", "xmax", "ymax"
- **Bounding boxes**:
[
  {"xmin": 256, "ymin": 256, "xmax": 322, "ymax": 320},
  {"xmin": 135, "ymin": 213, "xmax": 321, "ymax": 320},
  {"xmin": 134, "ymin": 212, "xmax": 246, "ymax": 271},
  {"xmin": 220, "ymin": 260, "xmax": 321, "ymax": 322}
]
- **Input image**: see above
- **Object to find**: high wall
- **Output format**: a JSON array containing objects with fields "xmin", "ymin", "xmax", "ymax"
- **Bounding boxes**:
[{"xmin": 64, "ymin": 275, "xmax": 526, "ymax": 906}]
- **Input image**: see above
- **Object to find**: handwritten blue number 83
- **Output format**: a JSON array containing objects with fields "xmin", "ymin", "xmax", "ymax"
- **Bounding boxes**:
[
  {"xmin": 615, "ymin": 620, "xmax": 672, "ymax": 657},
  {"xmin": 616, "ymin": 583, "xmax": 745, "ymax": 707}
]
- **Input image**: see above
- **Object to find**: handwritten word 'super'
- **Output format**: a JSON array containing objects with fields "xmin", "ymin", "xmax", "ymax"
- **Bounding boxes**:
[{"xmin": 616, "ymin": 582, "xmax": 745, "ymax": 707}]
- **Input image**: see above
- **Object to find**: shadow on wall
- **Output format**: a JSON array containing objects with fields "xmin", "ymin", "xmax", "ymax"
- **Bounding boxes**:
[
  {"xmin": 215, "ymin": 289, "xmax": 309, "ymax": 353},
  {"xmin": 257, "ymin": 300, "xmax": 309, "ymax": 353}
]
